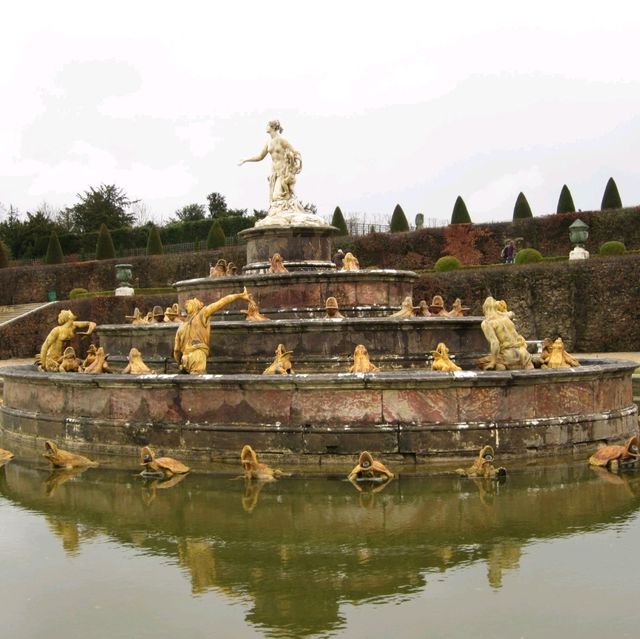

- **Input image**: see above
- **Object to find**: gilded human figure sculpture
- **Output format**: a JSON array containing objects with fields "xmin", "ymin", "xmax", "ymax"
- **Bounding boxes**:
[
  {"xmin": 456, "ymin": 445, "xmax": 507, "ymax": 479},
  {"xmin": 226, "ymin": 261, "xmax": 238, "ymax": 276},
  {"xmin": 429, "ymin": 295, "xmax": 448, "ymax": 316},
  {"xmin": 239, "ymin": 120, "xmax": 328, "ymax": 227},
  {"xmin": 126, "ymin": 307, "xmax": 148, "ymax": 324},
  {"xmin": 174, "ymin": 289, "xmax": 251, "ymax": 374},
  {"xmin": 37, "ymin": 310, "xmax": 96, "ymax": 372},
  {"xmin": 348, "ymin": 451, "xmax": 394, "ymax": 484},
  {"xmin": 430, "ymin": 342, "xmax": 462, "ymax": 372},
  {"xmin": 240, "ymin": 444, "xmax": 282, "ymax": 481},
  {"xmin": 140, "ymin": 446, "xmax": 190, "ymax": 478},
  {"xmin": 349, "ymin": 344, "xmax": 380, "ymax": 373},
  {"xmin": 163, "ymin": 303, "xmax": 182, "ymax": 323},
  {"xmin": 43, "ymin": 440, "xmax": 98, "ymax": 469},
  {"xmin": 541, "ymin": 337, "xmax": 580, "ymax": 369},
  {"xmin": 449, "ymin": 298, "xmax": 469, "ymax": 317},
  {"xmin": 414, "ymin": 300, "xmax": 430, "ymax": 317},
  {"xmin": 589, "ymin": 436, "xmax": 639, "ymax": 471},
  {"xmin": 478, "ymin": 296, "xmax": 533, "ymax": 371},
  {"xmin": 122, "ymin": 348, "xmax": 154, "ymax": 374},
  {"xmin": 263, "ymin": 344, "xmax": 294, "ymax": 375},
  {"xmin": 342, "ymin": 252, "xmax": 360, "ymax": 271}
]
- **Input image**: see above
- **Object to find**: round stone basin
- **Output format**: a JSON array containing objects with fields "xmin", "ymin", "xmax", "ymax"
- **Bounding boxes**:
[{"xmin": 0, "ymin": 359, "xmax": 636, "ymax": 463}]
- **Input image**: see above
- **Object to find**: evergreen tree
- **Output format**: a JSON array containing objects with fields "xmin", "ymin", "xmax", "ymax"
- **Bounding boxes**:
[
  {"xmin": 95, "ymin": 223, "xmax": 116, "ymax": 260},
  {"xmin": 0, "ymin": 240, "xmax": 9, "ymax": 268},
  {"xmin": 556, "ymin": 185, "xmax": 576, "ymax": 214},
  {"xmin": 331, "ymin": 206, "xmax": 348, "ymax": 235},
  {"xmin": 450, "ymin": 196, "xmax": 471, "ymax": 224},
  {"xmin": 513, "ymin": 192, "xmax": 533, "ymax": 220},
  {"xmin": 206, "ymin": 220, "xmax": 226, "ymax": 249},
  {"xmin": 389, "ymin": 204, "xmax": 410, "ymax": 232},
  {"xmin": 601, "ymin": 177, "xmax": 622, "ymax": 210},
  {"xmin": 146, "ymin": 225, "xmax": 164, "ymax": 255},
  {"xmin": 45, "ymin": 231, "xmax": 64, "ymax": 264},
  {"xmin": 69, "ymin": 184, "xmax": 136, "ymax": 233}
]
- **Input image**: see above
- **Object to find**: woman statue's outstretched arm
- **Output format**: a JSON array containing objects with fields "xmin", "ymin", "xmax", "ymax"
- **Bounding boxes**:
[{"xmin": 238, "ymin": 144, "xmax": 269, "ymax": 166}]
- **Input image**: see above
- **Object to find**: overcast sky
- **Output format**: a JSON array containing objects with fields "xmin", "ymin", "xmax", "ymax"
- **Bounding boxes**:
[{"xmin": 1, "ymin": 0, "xmax": 639, "ymax": 226}]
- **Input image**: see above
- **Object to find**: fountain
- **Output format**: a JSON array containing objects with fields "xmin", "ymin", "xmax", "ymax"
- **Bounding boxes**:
[{"xmin": 0, "ymin": 121, "xmax": 637, "ymax": 464}]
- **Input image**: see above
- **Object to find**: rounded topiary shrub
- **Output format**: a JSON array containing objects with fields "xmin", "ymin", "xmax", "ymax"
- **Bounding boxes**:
[
  {"xmin": 599, "ymin": 240, "xmax": 626, "ymax": 256},
  {"xmin": 433, "ymin": 256, "xmax": 462, "ymax": 272},
  {"xmin": 69, "ymin": 288, "xmax": 88, "ymax": 299},
  {"xmin": 514, "ymin": 248, "xmax": 543, "ymax": 264}
]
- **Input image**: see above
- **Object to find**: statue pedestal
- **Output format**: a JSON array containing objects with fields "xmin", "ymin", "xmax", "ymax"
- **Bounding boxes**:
[
  {"xmin": 569, "ymin": 246, "xmax": 589, "ymax": 260},
  {"xmin": 239, "ymin": 225, "xmax": 338, "ymax": 274},
  {"xmin": 115, "ymin": 286, "xmax": 135, "ymax": 296}
]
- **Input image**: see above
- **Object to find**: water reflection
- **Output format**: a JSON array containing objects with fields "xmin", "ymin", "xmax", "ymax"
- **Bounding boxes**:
[{"xmin": 1, "ymin": 461, "xmax": 640, "ymax": 637}]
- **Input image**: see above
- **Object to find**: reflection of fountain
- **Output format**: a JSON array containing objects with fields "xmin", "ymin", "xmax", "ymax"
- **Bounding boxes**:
[{"xmin": 2, "ymin": 462, "xmax": 640, "ymax": 636}]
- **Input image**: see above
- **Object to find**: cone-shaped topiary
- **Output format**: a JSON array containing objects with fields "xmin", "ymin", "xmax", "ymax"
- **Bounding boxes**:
[
  {"xmin": 513, "ymin": 192, "xmax": 533, "ymax": 220},
  {"xmin": 556, "ymin": 185, "xmax": 576, "ymax": 214},
  {"xmin": 206, "ymin": 219, "xmax": 226, "ymax": 249},
  {"xmin": 0, "ymin": 240, "xmax": 9, "ymax": 268},
  {"xmin": 450, "ymin": 196, "xmax": 471, "ymax": 224},
  {"xmin": 146, "ymin": 224, "xmax": 164, "ymax": 255},
  {"xmin": 389, "ymin": 204, "xmax": 410, "ymax": 232},
  {"xmin": 331, "ymin": 206, "xmax": 348, "ymax": 235},
  {"xmin": 95, "ymin": 223, "xmax": 116, "ymax": 260},
  {"xmin": 44, "ymin": 231, "xmax": 64, "ymax": 264},
  {"xmin": 601, "ymin": 177, "xmax": 622, "ymax": 210}
]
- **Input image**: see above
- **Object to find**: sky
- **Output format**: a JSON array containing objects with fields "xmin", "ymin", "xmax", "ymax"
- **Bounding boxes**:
[{"xmin": 1, "ymin": 0, "xmax": 639, "ymax": 227}]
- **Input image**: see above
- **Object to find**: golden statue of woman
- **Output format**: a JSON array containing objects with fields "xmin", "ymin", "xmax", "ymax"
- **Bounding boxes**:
[
  {"xmin": 37, "ymin": 310, "xmax": 96, "ymax": 372},
  {"xmin": 173, "ymin": 288, "xmax": 252, "ymax": 374}
]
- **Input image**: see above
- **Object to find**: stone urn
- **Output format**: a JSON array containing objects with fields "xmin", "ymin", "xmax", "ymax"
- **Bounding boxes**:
[{"xmin": 115, "ymin": 264, "xmax": 133, "ymax": 287}]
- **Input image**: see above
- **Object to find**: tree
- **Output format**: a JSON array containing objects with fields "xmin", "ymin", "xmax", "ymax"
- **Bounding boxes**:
[
  {"xmin": 450, "ymin": 196, "xmax": 471, "ymax": 224},
  {"xmin": 556, "ymin": 185, "xmax": 576, "ymax": 214},
  {"xmin": 45, "ymin": 231, "xmax": 64, "ymax": 264},
  {"xmin": 513, "ymin": 192, "xmax": 533, "ymax": 220},
  {"xmin": 206, "ymin": 220, "xmax": 226, "ymax": 249},
  {"xmin": 331, "ymin": 206, "xmax": 348, "ymax": 235},
  {"xmin": 389, "ymin": 204, "xmax": 410, "ymax": 232},
  {"xmin": 601, "ymin": 177, "xmax": 622, "ymax": 210},
  {"xmin": 0, "ymin": 240, "xmax": 9, "ymax": 268},
  {"xmin": 174, "ymin": 203, "xmax": 206, "ymax": 222},
  {"xmin": 95, "ymin": 223, "xmax": 116, "ymax": 260},
  {"xmin": 69, "ymin": 184, "xmax": 137, "ymax": 233},
  {"xmin": 207, "ymin": 192, "xmax": 228, "ymax": 218},
  {"xmin": 146, "ymin": 225, "xmax": 164, "ymax": 255}
]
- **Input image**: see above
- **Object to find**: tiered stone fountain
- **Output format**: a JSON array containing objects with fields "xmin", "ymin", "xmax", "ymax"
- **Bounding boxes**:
[{"xmin": 0, "ymin": 121, "xmax": 637, "ymax": 463}]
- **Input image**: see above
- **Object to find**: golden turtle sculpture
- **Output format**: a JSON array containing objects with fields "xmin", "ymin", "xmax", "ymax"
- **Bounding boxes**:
[
  {"xmin": 348, "ymin": 451, "xmax": 394, "ymax": 484},
  {"xmin": 43, "ymin": 441, "xmax": 98, "ymax": 469},
  {"xmin": 456, "ymin": 445, "xmax": 506, "ymax": 479},
  {"xmin": 241, "ymin": 445, "xmax": 283, "ymax": 481},
  {"xmin": 588, "ymin": 436, "xmax": 640, "ymax": 471},
  {"xmin": 140, "ymin": 446, "xmax": 190, "ymax": 478}
]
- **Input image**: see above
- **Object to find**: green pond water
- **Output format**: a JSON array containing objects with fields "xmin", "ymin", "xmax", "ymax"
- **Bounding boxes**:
[{"xmin": 1, "ymin": 459, "xmax": 639, "ymax": 638}]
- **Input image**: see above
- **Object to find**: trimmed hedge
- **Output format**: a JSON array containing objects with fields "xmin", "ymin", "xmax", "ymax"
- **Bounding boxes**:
[
  {"xmin": 515, "ymin": 248, "xmax": 543, "ymax": 264},
  {"xmin": 331, "ymin": 206, "xmax": 348, "ymax": 235},
  {"xmin": 601, "ymin": 177, "xmax": 622, "ymax": 210},
  {"xmin": 450, "ymin": 196, "xmax": 471, "ymax": 224},
  {"xmin": 390, "ymin": 204, "xmax": 410, "ymax": 232},
  {"xmin": 434, "ymin": 255, "xmax": 462, "ymax": 272},
  {"xmin": 599, "ymin": 240, "xmax": 625, "ymax": 256},
  {"xmin": 206, "ymin": 220, "xmax": 226, "ymax": 249},
  {"xmin": 96, "ymin": 224, "xmax": 116, "ymax": 260}
]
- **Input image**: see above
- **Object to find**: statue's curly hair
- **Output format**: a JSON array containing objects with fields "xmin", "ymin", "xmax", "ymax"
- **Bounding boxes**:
[{"xmin": 268, "ymin": 119, "xmax": 283, "ymax": 133}]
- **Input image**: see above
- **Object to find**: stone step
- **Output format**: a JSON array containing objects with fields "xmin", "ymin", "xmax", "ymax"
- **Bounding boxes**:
[{"xmin": 0, "ymin": 302, "xmax": 52, "ymax": 327}]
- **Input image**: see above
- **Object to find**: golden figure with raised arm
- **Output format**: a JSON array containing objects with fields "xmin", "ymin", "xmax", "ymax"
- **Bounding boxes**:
[{"xmin": 173, "ymin": 288, "xmax": 252, "ymax": 374}]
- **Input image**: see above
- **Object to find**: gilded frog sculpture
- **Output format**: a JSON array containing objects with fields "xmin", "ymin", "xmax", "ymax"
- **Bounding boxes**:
[
  {"xmin": 456, "ymin": 445, "xmax": 507, "ymax": 479},
  {"xmin": 430, "ymin": 342, "xmax": 462, "ymax": 372},
  {"xmin": 347, "ymin": 451, "xmax": 394, "ymax": 484},
  {"xmin": 140, "ymin": 446, "xmax": 190, "ymax": 478},
  {"xmin": 263, "ymin": 344, "xmax": 294, "ymax": 375},
  {"xmin": 241, "ymin": 445, "xmax": 283, "ymax": 481},
  {"xmin": 349, "ymin": 344, "xmax": 380, "ymax": 373},
  {"xmin": 589, "ymin": 436, "xmax": 640, "ymax": 471},
  {"xmin": 122, "ymin": 348, "xmax": 154, "ymax": 374},
  {"xmin": 541, "ymin": 337, "xmax": 580, "ymax": 368},
  {"xmin": 43, "ymin": 441, "xmax": 98, "ymax": 469}
]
